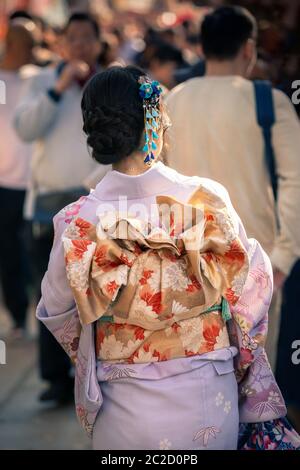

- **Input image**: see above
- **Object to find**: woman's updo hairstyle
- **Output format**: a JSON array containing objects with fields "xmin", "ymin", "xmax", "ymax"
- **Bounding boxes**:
[{"xmin": 81, "ymin": 66, "xmax": 149, "ymax": 165}]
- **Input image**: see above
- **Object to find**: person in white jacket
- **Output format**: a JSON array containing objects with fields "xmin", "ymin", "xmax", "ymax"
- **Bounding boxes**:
[
  {"xmin": 13, "ymin": 12, "xmax": 105, "ymax": 404},
  {"xmin": 0, "ymin": 21, "xmax": 35, "ymax": 340}
]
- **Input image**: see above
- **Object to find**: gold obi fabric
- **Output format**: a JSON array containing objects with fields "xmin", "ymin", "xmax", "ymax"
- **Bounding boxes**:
[{"xmin": 62, "ymin": 186, "xmax": 249, "ymax": 364}]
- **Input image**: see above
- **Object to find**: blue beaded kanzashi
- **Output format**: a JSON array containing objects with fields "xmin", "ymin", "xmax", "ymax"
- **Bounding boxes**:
[{"xmin": 138, "ymin": 76, "xmax": 163, "ymax": 165}]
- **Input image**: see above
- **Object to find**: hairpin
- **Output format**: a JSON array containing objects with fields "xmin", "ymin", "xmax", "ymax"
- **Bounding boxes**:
[{"xmin": 138, "ymin": 77, "xmax": 162, "ymax": 165}]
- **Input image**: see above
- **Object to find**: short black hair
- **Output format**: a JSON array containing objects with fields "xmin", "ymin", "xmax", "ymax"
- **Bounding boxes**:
[
  {"xmin": 200, "ymin": 6, "xmax": 257, "ymax": 60},
  {"xmin": 65, "ymin": 12, "xmax": 100, "ymax": 38},
  {"xmin": 9, "ymin": 10, "xmax": 34, "ymax": 22},
  {"xmin": 151, "ymin": 42, "xmax": 185, "ymax": 67}
]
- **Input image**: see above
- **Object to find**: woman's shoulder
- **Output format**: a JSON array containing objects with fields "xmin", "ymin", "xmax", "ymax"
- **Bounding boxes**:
[
  {"xmin": 166, "ymin": 166, "xmax": 240, "ymax": 233},
  {"xmin": 162, "ymin": 164, "xmax": 231, "ymax": 202},
  {"xmin": 52, "ymin": 193, "xmax": 99, "ymax": 234}
]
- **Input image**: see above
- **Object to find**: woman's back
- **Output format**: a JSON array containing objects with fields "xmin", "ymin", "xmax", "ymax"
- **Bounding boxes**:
[{"xmin": 36, "ymin": 66, "xmax": 299, "ymax": 450}]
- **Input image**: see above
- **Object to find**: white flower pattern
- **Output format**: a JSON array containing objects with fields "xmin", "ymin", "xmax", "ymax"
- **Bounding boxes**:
[
  {"xmin": 224, "ymin": 401, "xmax": 231, "ymax": 414},
  {"xmin": 171, "ymin": 300, "xmax": 189, "ymax": 315},
  {"xmin": 215, "ymin": 392, "xmax": 224, "ymax": 407},
  {"xmin": 162, "ymin": 261, "xmax": 189, "ymax": 291},
  {"xmin": 178, "ymin": 317, "xmax": 204, "ymax": 352},
  {"xmin": 215, "ymin": 327, "xmax": 229, "ymax": 349},
  {"xmin": 159, "ymin": 438, "xmax": 172, "ymax": 450},
  {"xmin": 268, "ymin": 391, "xmax": 281, "ymax": 403},
  {"xmin": 64, "ymin": 239, "xmax": 96, "ymax": 291},
  {"xmin": 99, "ymin": 336, "xmax": 139, "ymax": 361},
  {"xmin": 133, "ymin": 348, "xmax": 159, "ymax": 363}
]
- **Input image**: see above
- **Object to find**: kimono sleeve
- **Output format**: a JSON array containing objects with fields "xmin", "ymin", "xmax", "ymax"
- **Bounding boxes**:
[
  {"xmin": 36, "ymin": 212, "xmax": 82, "ymax": 364},
  {"xmin": 219, "ymin": 187, "xmax": 300, "ymax": 449},
  {"xmin": 220, "ymin": 187, "xmax": 287, "ymax": 421}
]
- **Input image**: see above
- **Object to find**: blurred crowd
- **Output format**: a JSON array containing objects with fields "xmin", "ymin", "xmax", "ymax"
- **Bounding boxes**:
[
  {"xmin": 0, "ymin": 0, "xmax": 299, "ymax": 105},
  {"xmin": 0, "ymin": 0, "xmax": 300, "ymax": 439}
]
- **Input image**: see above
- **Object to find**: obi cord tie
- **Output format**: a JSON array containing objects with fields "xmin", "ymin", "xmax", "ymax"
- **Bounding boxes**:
[
  {"xmin": 97, "ymin": 298, "xmax": 232, "ymax": 324},
  {"xmin": 138, "ymin": 76, "xmax": 163, "ymax": 165}
]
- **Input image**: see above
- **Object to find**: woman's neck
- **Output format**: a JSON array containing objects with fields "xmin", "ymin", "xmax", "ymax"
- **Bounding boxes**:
[{"xmin": 112, "ymin": 152, "xmax": 156, "ymax": 176}]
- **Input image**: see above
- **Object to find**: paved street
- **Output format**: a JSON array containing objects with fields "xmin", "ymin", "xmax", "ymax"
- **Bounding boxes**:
[{"xmin": 0, "ymin": 303, "xmax": 91, "ymax": 450}]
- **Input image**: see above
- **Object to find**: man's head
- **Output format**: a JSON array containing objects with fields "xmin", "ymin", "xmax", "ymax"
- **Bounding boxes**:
[
  {"xmin": 200, "ymin": 6, "xmax": 257, "ymax": 77},
  {"xmin": 9, "ymin": 10, "xmax": 34, "ymax": 22},
  {"xmin": 148, "ymin": 42, "xmax": 185, "ymax": 88},
  {"xmin": 63, "ymin": 12, "xmax": 101, "ymax": 66}
]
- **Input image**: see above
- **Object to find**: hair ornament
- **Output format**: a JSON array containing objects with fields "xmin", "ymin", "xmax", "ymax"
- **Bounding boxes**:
[{"xmin": 138, "ymin": 76, "xmax": 163, "ymax": 164}]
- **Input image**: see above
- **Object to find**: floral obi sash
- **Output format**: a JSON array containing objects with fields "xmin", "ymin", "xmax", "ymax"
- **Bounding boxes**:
[{"xmin": 62, "ymin": 188, "xmax": 249, "ymax": 364}]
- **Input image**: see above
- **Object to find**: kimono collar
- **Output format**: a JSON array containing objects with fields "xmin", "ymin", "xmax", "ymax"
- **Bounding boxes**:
[{"xmin": 93, "ymin": 162, "xmax": 177, "ymax": 201}]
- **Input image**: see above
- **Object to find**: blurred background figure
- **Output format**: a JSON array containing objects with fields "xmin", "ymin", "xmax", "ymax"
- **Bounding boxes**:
[
  {"xmin": 166, "ymin": 5, "xmax": 300, "ymax": 430},
  {"xmin": 13, "ymin": 11, "xmax": 103, "ymax": 405},
  {"xmin": 0, "ymin": 20, "xmax": 36, "ymax": 341},
  {"xmin": 147, "ymin": 41, "xmax": 186, "ymax": 88}
]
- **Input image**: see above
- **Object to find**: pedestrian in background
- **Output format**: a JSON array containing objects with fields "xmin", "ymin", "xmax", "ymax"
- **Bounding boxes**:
[
  {"xmin": 166, "ymin": 5, "xmax": 300, "ymax": 371},
  {"xmin": 13, "ymin": 11, "xmax": 105, "ymax": 405}
]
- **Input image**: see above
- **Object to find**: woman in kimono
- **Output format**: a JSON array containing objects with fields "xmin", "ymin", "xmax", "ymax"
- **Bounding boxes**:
[{"xmin": 37, "ymin": 66, "xmax": 300, "ymax": 450}]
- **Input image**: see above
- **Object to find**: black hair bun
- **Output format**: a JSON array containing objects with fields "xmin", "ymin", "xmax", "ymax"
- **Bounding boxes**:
[{"xmin": 83, "ymin": 104, "xmax": 144, "ymax": 165}]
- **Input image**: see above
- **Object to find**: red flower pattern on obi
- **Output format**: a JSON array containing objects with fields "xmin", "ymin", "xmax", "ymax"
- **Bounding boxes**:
[
  {"xmin": 225, "ymin": 287, "xmax": 239, "ymax": 304},
  {"xmin": 184, "ymin": 349, "xmax": 196, "ymax": 357},
  {"xmin": 152, "ymin": 349, "xmax": 168, "ymax": 361},
  {"xmin": 70, "ymin": 239, "xmax": 92, "ymax": 260},
  {"xmin": 120, "ymin": 253, "xmax": 133, "ymax": 267},
  {"xmin": 224, "ymin": 240, "xmax": 245, "ymax": 267},
  {"xmin": 140, "ymin": 291, "xmax": 163, "ymax": 314},
  {"xmin": 106, "ymin": 280, "xmax": 119, "ymax": 297},
  {"xmin": 94, "ymin": 245, "xmax": 120, "ymax": 271},
  {"xmin": 75, "ymin": 218, "xmax": 92, "ymax": 238},
  {"xmin": 205, "ymin": 213, "xmax": 214, "ymax": 222},
  {"xmin": 134, "ymin": 326, "xmax": 145, "ymax": 341},
  {"xmin": 203, "ymin": 323, "xmax": 221, "ymax": 351},
  {"xmin": 186, "ymin": 275, "xmax": 202, "ymax": 293},
  {"xmin": 139, "ymin": 269, "xmax": 154, "ymax": 285}
]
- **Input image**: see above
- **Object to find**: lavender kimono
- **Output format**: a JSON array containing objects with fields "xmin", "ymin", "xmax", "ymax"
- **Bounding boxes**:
[{"xmin": 36, "ymin": 162, "xmax": 300, "ymax": 449}]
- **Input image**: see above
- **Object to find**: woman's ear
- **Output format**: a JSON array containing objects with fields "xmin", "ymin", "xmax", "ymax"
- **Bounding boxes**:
[{"xmin": 153, "ymin": 126, "xmax": 164, "ymax": 161}]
